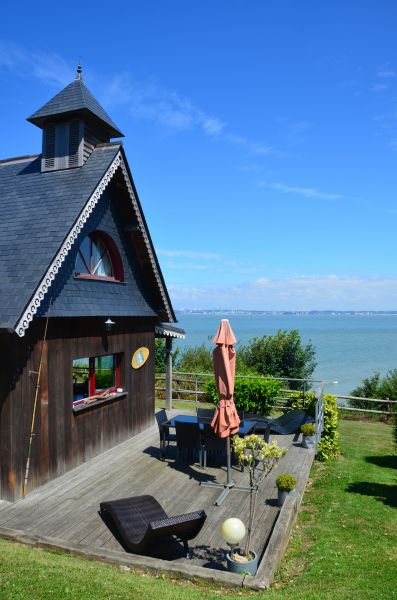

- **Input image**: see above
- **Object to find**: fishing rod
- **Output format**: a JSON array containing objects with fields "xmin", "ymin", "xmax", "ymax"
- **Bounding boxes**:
[{"xmin": 22, "ymin": 304, "xmax": 51, "ymax": 498}]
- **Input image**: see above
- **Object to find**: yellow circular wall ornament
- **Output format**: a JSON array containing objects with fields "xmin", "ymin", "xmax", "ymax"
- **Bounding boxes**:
[{"xmin": 131, "ymin": 347, "xmax": 150, "ymax": 369}]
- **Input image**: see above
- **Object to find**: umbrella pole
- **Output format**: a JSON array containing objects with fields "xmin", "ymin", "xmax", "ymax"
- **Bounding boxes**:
[
  {"xmin": 226, "ymin": 436, "xmax": 233, "ymax": 485},
  {"xmin": 201, "ymin": 436, "xmax": 252, "ymax": 505}
]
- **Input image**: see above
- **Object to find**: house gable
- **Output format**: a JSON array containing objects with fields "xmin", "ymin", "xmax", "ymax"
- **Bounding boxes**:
[{"xmin": 47, "ymin": 181, "xmax": 158, "ymax": 319}]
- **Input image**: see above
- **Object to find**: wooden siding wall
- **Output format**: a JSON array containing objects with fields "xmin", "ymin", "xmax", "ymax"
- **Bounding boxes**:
[{"xmin": 0, "ymin": 317, "xmax": 155, "ymax": 502}]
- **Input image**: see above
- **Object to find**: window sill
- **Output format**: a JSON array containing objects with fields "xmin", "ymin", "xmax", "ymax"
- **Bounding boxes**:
[
  {"xmin": 73, "ymin": 391, "xmax": 127, "ymax": 413},
  {"xmin": 74, "ymin": 274, "xmax": 126, "ymax": 284}
]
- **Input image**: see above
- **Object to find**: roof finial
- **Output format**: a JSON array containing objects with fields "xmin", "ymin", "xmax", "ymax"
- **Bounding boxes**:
[{"xmin": 76, "ymin": 60, "xmax": 82, "ymax": 80}]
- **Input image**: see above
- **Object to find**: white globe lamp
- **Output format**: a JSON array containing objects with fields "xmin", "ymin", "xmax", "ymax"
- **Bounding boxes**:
[{"xmin": 220, "ymin": 518, "xmax": 246, "ymax": 553}]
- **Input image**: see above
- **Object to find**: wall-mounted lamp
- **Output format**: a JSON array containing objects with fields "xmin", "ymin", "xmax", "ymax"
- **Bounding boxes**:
[{"xmin": 104, "ymin": 318, "xmax": 115, "ymax": 332}]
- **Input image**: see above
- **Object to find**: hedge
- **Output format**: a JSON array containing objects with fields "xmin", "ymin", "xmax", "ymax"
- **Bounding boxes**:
[
  {"xmin": 285, "ymin": 391, "xmax": 339, "ymax": 461},
  {"xmin": 205, "ymin": 376, "xmax": 283, "ymax": 416}
]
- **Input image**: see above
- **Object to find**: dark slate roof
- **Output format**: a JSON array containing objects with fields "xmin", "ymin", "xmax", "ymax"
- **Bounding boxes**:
[
  {"xmin": 27, "ymin": 78, "xmax": 124, "ymax": 138},
  {"xmin": 0, "ymin": 144, "xmax": 127, "ymax": 330}
]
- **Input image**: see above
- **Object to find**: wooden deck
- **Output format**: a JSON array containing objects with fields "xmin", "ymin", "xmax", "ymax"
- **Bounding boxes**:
[{"xmin": 0, "ymin": 412, "xmax": 314, "ymax": 588}]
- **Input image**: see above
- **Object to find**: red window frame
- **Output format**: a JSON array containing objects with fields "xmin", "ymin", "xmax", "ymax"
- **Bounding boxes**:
[
  {"xmin": 74, "ymin": 230, "xmax": 124, "ymax": 282},
  {"xmin": 72, "ymin": 353, "xmax": 122, "ymax": 407},
  {"xmin": 88, "ymin": 355, "xmax": 121, "ymax": 396}
]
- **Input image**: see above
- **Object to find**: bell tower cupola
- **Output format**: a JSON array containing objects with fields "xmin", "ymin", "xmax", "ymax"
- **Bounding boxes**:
[{"xmin": 27, "ymin": 65, "xmax": 124, "ymax": 173}]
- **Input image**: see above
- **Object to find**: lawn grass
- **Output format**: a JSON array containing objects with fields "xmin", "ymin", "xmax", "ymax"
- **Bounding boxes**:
[
  {"xmin": 0, "ymin": 420, "xmax": 396, "ymax": 600},
  {"xmin": 155, "ymin": 399, "xmax": 214, "ymax": 411}
]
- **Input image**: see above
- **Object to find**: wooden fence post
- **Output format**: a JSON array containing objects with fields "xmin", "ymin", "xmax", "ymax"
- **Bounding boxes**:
[{"xmin": 165, "ymin": 337, "xmax": 173, "ymax": 411}]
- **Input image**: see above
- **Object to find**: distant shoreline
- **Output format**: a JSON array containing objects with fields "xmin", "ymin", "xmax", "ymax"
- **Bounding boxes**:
[{"xmin": 175, "ymin": 309, "xmax": 397, "ymax": 316}]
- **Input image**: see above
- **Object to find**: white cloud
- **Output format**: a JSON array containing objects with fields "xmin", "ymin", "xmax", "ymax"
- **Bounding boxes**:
[
  {"xmin": 102, "ymin": 73, "xmax": 278, "ymax": 156},
  {"xmin": 0, "ymin": 41, "xmax": 74, "ymax": 87},
  {"xmin": 0, "ymin": 41, "xmax": 280, "ymax": 159},
  {"xmin": 371, "ymin": 83, "xmax": 388, "ymax": 92},
  {"xmin": 377, "ymin": 67, "xmax": 396, "ymax": 79},
  {"xmin": 258, "ymin": 181, "xmax": 343, "ymax": 201},
  {"xmin": 168, "ymin": 275, "xmax": 397, "ymax": 311}
]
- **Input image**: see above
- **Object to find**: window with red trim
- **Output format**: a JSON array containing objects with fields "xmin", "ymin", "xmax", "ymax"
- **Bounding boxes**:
[
  {"xmin": 72, "ymin": 354, "xmax": 121, "ymax": 405},
  {"xmin": 74, "ymin": 231, "xmax": 123, "ymax": 282}
]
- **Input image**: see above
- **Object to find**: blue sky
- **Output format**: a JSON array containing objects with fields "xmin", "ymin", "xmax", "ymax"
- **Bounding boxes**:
[{"xmin": 2, "ymin": 1, "xmax": 397, "ymax": 310}]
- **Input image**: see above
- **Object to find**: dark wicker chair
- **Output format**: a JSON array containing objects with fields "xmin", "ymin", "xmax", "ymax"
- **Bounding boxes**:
[
  {"xmin": 262, "ymin": 409, "xmax": 314, "ymax": 442},
  {"xmin": 175, "ymin": 421, "xmax": 204, "ymax": 466},
  {"xmin": 196, "ymin": 407, "xmax": 214, "ymax": 424},
  {"xmin": 99, "ymin": 495, "xmax": 206, "ymax": 558},
  {"xmin": 201, "ymin": 423, "xmax": 226, "ymax": 468},
  {"xmin": 155, "ymin": 409, "xmax": 176, "ymax": 458}
]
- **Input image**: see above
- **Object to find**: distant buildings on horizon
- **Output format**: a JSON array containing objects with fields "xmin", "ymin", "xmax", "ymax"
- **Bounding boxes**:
[{"xmin": 175, "ymin": 309, "xmax": 397, "ymax": 316}]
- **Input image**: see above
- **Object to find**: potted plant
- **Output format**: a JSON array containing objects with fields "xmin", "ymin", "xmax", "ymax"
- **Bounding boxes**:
[
  {"xmin": 276, "ymin": 473, "xmax": 297, "ymax": 507},
  {"xmin": 301, "ymin": 423, "xmax": 316, "ymax": 448},
  {"xmin": 224, "ymin": 434, "xmax": 287, "ymax": 575}
]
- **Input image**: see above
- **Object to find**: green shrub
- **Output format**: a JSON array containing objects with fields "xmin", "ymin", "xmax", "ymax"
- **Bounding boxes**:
[
  {"xmin": 276, "ymin": 473, "xmax": 297, "ymax": 492},
  {"xmin": 301, "ymin": 423, "xmax": 316, "ymax": 436},
  {"xmin": 238, "ymin": 330, "xmax": 316, "ymax": 389},
  {"xmin": 174, "ymin": 344, "xmax": 213, "ymax": 373},
  {"xmin": 154, "ymin": 339, "xmax": 180, "ymax": 373},
  {"xmin": 205, "ymin": 376, "xmax": 283, "ymax": 416},
  {"xmin": 286, "ymin": 391, "xmax": 339, "ymax": 461},
  {"xmin": 350, "ymin": 369, "xmax": 397, "ymax": 414}
]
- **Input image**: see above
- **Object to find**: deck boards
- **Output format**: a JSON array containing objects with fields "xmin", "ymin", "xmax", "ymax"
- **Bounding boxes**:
[{"xmin": 0, "ymin": 414, "xmax": 314, "ymax": 572}]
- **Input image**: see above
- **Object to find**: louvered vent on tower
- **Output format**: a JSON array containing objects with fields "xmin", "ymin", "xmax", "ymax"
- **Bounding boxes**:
[
  {"xmin": 69, "ymin": 120, "xmax": 82, "ymax": 168},
  {"xmin": 41, "ymin": 120, "xmax": 83, "ymax": 172},
  {"xmin": 43, "ymin": 124, "xmax": 56, "ymax": 170}
]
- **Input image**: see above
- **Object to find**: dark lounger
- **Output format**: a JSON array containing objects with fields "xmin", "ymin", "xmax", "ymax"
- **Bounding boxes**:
[
  {"xmin": 99, "ymin": 495, "xmax": 206, "ymax": 558},
  {"xmin": 262, "ymin": 409, "xmax": 314, "ymax": 442}
]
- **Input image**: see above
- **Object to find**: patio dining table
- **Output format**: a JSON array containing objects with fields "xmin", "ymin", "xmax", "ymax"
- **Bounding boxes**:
[{"xmin": 163, "ymin": 414, "xmax": 255, "ymax": 436}]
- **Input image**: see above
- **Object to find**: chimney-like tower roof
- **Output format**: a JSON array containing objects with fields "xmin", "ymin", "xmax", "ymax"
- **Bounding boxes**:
[{"xmin": 27, "ymin": 68, "xmax": 124, "ymax": 138}]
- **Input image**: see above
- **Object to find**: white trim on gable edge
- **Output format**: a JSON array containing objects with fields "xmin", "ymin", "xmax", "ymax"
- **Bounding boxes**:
[{"xmin": 15, "ymin": 151, "xmax": 173, "ymax": 337}]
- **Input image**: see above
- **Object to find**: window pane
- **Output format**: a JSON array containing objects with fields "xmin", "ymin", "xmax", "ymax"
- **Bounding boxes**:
[
  {"xmin": 80, "ymin": 236, "xmax": 91, "ymax": 266},
  {"xmin": 73, "ymin": 358, "xmax": 90, "ymax": 401},
  {"xmin": 95, "ymin": 355, "xmax": 115, "ymax": 391},
  {"xmin": 92, "ymin": 237, "xmax": 113, "ymax": 277},
  {"xmin": 96, "ymin": 249, "xmax": 113, "ymax": 277},
  {"xmin": 75, "ymin": 252, "xmax": 87, "ymax": 274},
  {"xmin": 91, "ymin": 236, "xmax": 103, "ymax": 269},
  {"xmin": 75, "ymin": 236, "xmax": 91, "ymax": 274}
]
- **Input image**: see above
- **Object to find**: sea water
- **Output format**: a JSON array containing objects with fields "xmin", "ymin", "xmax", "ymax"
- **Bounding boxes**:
[{"xmin": 172, "ymin": 313, "xmax": 397, "ymax": 395}]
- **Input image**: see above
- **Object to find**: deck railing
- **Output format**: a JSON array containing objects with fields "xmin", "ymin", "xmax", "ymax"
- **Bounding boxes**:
[
  {"xmin": 155, "ymin": 371, "xmax": 325, "ymax": 409},
  {"xmin": 155, "ymin": 372, "xmax": 396, "ymax": 422}
]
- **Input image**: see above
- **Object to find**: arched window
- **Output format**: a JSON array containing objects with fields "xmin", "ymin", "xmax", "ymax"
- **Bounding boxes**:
[{"xmin": 74, "ymin": 231, "xmax": 123, "ymax": 281}]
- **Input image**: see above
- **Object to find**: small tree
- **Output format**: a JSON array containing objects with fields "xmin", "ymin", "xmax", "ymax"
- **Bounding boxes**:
[
  {"xmin": 154, "ymin": 339, "xmax": 179, "ymax": 373},
  {"xmin": 174, "ymin": 344, "xmax": 213, "ymax": 373},
  {"xmin": 239, "ymin": 330, "xmax": 316, "ymax": 388},
  {"xmin": 233, "ymin": 435, "xmax": 287, "ymax": 557},
  {"xmin": 350, "ymin": 369, "xmax": 397, "ymax": 412}
]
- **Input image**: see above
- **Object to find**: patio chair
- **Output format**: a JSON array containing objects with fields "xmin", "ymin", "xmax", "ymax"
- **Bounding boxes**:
[
  {"xmin": 201, "ymin": 422, "xmax": 227, "ymax": 468},
  {"xmin": 99, "ymin": 495, "xmax": 206, "ymax": 559},
  {"xmin": 263, "ymin": 409, "xmax": 314, "ymax": 442},
  {"xmin": 196, "ymin": 407, "xmax": 214, "ymax": 424},
  {"xmin": 175, "ymin": 421, "xmax": 204, "ymax": 466},
  {"xmin": 155, "ymin": 409, "xmax": 176, "ymax": 459}
]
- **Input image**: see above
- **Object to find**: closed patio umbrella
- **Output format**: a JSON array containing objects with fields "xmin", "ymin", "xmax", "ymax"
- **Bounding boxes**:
[
  {"xmin": 211, "ymin": 319, "xmax": 240, "ymax": 439},
  {"xmin": 201, "ymin": 319, "xmax": 250, "ymax": 505}
]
